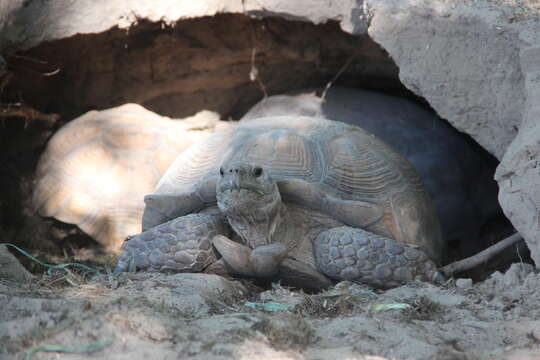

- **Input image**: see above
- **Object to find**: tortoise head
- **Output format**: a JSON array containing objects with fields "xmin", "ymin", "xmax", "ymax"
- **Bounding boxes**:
[
  {"xmin": 216, "ymin": 162, "xmax": 282, "ymax": 244},
  {"xmin": 216, "ymin": 162, "xmax": 280, "ymax": 205}
]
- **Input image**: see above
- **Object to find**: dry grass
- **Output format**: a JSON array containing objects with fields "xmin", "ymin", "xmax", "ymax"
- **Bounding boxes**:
[
  {"xmin": 401, "ymin": 295, "xmax": 444, "ymax": 321},
  {"xmin": 295, "ymin": 288, "xmax": 378, "ymax": 318}
]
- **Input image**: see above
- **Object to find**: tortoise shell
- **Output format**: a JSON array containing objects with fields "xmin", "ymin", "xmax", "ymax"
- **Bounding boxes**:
[
  {"xmin": 241, "ymin": 87, "xmax": 500, "ymax": 251},
  {"xmin": 33, "ymin": 103, "xmax": 225, "ymax": 250},
  {"xmin": 149, "ymin": 116, "xmax": 444, "ymax": 263}
]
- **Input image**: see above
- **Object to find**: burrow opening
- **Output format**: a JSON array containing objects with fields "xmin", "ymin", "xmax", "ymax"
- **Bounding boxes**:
[{"xmin": 0, "ymin": 14, "xmax": 527, "ymax": 280}]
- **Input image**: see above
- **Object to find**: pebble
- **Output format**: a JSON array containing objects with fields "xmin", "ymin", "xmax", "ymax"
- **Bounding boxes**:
[
  {"xmin": 456, "ymin": 278, "xmax": 473, "ymax": 289},
  {"xmin": 0, "ymin": 244, "xmax": 33, "ymax": 282}
]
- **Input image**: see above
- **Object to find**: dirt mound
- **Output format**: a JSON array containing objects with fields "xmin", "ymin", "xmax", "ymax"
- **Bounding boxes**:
[{"xmin": 2, "ymin": 263, "xmax": 539, "ymax": 360}]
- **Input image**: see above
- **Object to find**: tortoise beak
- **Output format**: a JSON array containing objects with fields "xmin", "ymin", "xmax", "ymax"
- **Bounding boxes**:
[
  {"xmin": 218, "ymin": 163, "xmax": 268, "ymax": 196},
  {"xmin": 229, "ymin": 174, "xmax": 240, "ymax": 191},
  {"xmin": 219, "ymin": 183, "xmax": 265, "ymax": 196}
]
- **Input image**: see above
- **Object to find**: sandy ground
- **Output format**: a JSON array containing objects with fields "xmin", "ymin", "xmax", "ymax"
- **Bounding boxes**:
[{"xmin": 2, "ymin": 260, "xmax": 540, "ymax": 360}]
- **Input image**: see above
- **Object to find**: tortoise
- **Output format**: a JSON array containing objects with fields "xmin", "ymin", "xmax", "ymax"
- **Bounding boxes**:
[
  {"xmin": 115, "ymin": 115, "xmax": 445, "ymax": 289},
  {"xmin": 242, "ymin": 87, "xmax": 500, "ymax": 256},
  {"xmin": 33, "ymin": 103, "xmax": 229, "ymax": 251}
]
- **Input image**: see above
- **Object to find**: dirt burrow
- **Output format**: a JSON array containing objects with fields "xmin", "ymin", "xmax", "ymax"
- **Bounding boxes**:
[{"xmin": 0, "ymin": 14, "xmax": 405, "ymax": 260}]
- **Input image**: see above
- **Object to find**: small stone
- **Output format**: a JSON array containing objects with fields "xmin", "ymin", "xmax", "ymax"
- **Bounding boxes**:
[
  {"xmin": 501, "ymin": 263, "xmax": 535, "ymax": 286},
  {"xmin": 456, "ymin": 278, "xmax": 473, "ymax": 289},
  {"xmin": 0, "ymin": 245, "xmax": 33, "ymax": 282}
]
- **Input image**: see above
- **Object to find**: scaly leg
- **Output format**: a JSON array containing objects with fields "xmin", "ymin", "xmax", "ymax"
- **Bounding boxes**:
[
  {"xmin": 114, "ymin": 213, "xmax": 230, "ymax": 274},
  {"xmin": 314, "ymin": 226, "xmax": 444, "ymax": 289}
]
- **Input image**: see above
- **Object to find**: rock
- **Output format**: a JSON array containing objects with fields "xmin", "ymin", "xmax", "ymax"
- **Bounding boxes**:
[
  {"xmin": 501, "ymin": 263, "xmax": 534, "ymax": 286},
  {"xmin": 0, "ymin": 1, "xmax": 25, "ymax": 35},
  {"xmin": 455, "ymin": 278, "xmax": 473, "ymax": 289},
  {"xmin": 366, "ymin": 0, "xmax": 540, "ymax": 267},
  {"xmin": 0, "ymin": 245, "xmax": 33, "ymax": 282},
  {"xmin": 488, "ymin": 263, "xmax": 534, "ymax": 288},
  {"xmin": 0, "ymin": 0, "xmax": 366, "ymax": 51},
  {"xmin": 496, "ymin": 31, "xmax": 540, "ymax": 264},
  {"xmin": 367, "ymin": 0, "xmax": 525, "ymax": 160}
]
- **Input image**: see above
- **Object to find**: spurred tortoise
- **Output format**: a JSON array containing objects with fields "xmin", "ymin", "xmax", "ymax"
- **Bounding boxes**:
[
  {"xmin": 115, "ymin": 115, "xmax": 445, "ymax": 289},
  {"xmin": 33, "ymin": 104, "xmax": 229, "ymax": 251}
]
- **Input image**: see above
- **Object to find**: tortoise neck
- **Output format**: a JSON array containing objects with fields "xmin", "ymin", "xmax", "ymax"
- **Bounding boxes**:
[{"xmin": 224, "ymin": 199, "xmax": 288, "ymax": 249}]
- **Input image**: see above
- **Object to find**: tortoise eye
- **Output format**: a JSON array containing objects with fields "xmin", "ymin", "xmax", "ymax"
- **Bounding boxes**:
[
  {"xmin": 253, "ymin": 167, "xmax": 263, "ymax": 177},
  {"xmin": 219, "ymin": 167, "xmax": 224, "ymax": 176}
]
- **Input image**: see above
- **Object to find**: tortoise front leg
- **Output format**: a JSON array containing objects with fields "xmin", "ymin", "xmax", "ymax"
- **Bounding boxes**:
[
  {"xmin": 212, "ymin": 236, "xmax": 333, "ymax": 290},
  {"xmin": 114, "ymin": 213, "xmax": 230, "ymax": 274},
  {"xmin": 314, "ymin": 226, "xmax": 444, "ymax": 289}
]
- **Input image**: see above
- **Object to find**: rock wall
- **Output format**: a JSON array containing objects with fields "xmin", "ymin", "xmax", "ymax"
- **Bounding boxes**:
[
  {"xmin": 364, "ymin": 0, "xmax": 540, "ymax": 265},
  {"xmin": 495, "ymin": 23, "xmax": 540, "ymax": 264},
  {"xmin": 1, "ymin": 0, "xmax": 539, "ymax": 265},
  {"xmin": 367, "ymin": 0, "xmax": 526, "ymax": 160},
  {"xmin": 2, "ymin": 15, "xmax": 399, "ymax": 120}
]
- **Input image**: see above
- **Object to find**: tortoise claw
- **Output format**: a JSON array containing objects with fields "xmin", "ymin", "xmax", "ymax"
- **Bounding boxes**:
[
  {"xmin": 250, "ymin": 243, "xmax": 288, "ymax": 277},
  {"xmin": 212, "ymin": 235, "xmax": 288, "ymax": 277},
  {"xmin": 212, "ymin": 235, "xmax": 254, "ymax": 275}
]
